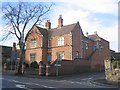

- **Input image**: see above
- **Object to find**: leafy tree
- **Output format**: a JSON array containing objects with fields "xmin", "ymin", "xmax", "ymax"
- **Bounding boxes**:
[{"xmin": 112, "ymin": 60, "xmax": 120, "ymax": 69}]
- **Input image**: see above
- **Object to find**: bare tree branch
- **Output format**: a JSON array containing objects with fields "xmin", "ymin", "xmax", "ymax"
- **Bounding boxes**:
[{"xmin": 2, "ymin": 2, "xmax": 53, "ymax": 74}]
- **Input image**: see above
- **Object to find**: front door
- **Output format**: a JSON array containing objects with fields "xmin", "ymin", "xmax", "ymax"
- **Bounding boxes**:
[{"xmin": 47, "ymin": 54, "xmax": 51, "ymax": 62}]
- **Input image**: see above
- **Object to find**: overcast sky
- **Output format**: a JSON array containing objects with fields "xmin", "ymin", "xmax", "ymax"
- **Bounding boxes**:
[{"xmin": 0, "ymin": 0, "xmax": 119, "ymax": 52}]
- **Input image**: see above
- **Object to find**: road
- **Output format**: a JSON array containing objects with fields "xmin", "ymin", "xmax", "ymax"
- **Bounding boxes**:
[{"xmin": 1, "ymin": 72, "xmax": 119, "ymax": 90}]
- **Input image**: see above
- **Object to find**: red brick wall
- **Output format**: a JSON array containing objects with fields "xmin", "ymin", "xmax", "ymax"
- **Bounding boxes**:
[
  {"xmin": 72, "ymin": 23, "xmax": 84, "ymax": 59},
  {"xmin": 49, "ymin": 59, "xmax": 91, "ymax": 75},
  {"xmin": 51, "ymin": 34, "xmax": 72, "ymax": 61},
  {"xmin": 25, "ymin": 48, "xmax": 42, "ymax": 64},
  {"xmin": 85, "ymin": 41, "xmax": 95, "ymax": 59},
  {"xmin": 91, "ymin": 39, "xmax": 110, "ymax": 71},
  {"xmin": 25, "ymin": 26, "xmax": 48, "ymax": 64},
  {"xmin": 25, "ymin": 24, "xmax": 110, "ymax": 74}
]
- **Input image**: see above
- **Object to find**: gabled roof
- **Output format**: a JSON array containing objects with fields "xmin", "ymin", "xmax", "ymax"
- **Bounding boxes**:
[
  {"xmin": 36, "ymin": 26, "xmax": 48, "ymax": 38},
  {"xmin": 25, "ymin": 22, "xmax": 79, "ymax": 41},
  {"xmin": 25, "ymin": 25, "xmax": 48, "ymax": 41},
  {"xmin": 87, "ymin": 34, "xmax": 101, "ymax": 41},
  {"xmin": 48, "ymin": 22, "xmax": 78, "ymax": 38},
  {"xmin": 84, "ymin": 36, "xmax": 94, "ymax": 42},
  {"xmin": 87, "ymin": 34, "xmax": 109, "ymax": 43}
]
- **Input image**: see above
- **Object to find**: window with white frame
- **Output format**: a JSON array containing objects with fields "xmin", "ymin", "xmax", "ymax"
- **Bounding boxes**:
[
  {"xmin": 40, "ymin": 35, "xmax": 43, "ymax": 47},
  {"xmin": 85, "ymin": 42, "xmax": 88, "ymax": 49},
  {"xmin": 31, "ymin": 39, "xmax": 36, "ymax": 48},
  {"xmin": 76, "ymin": 51, "xmax": 79, "ymax": 58},
  {"xmin": 48, "ymin": 39, "xmax": 51, "ymax": 48},
  {"xmin": 57, "ymin": 37, "xmax": 64, "ymax": 46},
  {"xmin": 40, "ymin": 40, "xmax": 43, "ymax": 47},
  {"xmin": 61, "ymin": 52, "xmax": 64, "ymax": 60},
  {"xmin": 30, "ymin": 53, "xmax": 36, "ymax": 62},
  {"xmin": 56, "ymin": 52, "xmax": 64, "ymax": 61}
]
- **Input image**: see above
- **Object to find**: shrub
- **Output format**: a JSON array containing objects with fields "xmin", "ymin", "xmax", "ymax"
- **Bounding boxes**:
[
  {"xmin": 112, "ymin": 60, "xmax": 120, "ymax": 69},
  {"xmin": 30, "ymin": 61, "xmax": 39, "ymax": 68},
  {"xmin": 25, "ymin": 63, "xmax": 29, "ymax": 68}
]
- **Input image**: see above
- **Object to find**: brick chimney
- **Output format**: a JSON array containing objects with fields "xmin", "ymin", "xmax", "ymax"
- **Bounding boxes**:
[
  {"xmin": 45, "ymin": 20, "xmax": 51, "ymax": 30},
  {"xmin": 12, "ymin": 42, "xmax": 16, "ymax": 51},
  {"xmin": 58, "ymin": 15, "xmax": 63, "ymax": 28}
]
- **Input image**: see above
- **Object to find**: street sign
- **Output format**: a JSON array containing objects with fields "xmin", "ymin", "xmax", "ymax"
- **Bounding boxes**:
[{"xmin": 54, "ymin": 64, "xmax": 61, "ymax": 67}]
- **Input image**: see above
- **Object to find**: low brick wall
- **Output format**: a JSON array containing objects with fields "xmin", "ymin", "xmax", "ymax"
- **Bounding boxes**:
[{"xmin": 48, "ymin": 59, "xmax": 91, "ymax": 76}]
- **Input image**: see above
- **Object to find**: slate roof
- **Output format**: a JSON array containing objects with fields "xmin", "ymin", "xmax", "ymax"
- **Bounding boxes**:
[
  {"xmin": 25, "ymin": 22, "xmax": 79, "ymax": 41},
  {"xmin": 84, "ymin": 36, "xmax": 94, "ymax": 42},
  {"xmin": 88, "ymin": 34, "xmax": 109, "ymax": 43},
  {"xmin": 36, "ymin": 26, "xmax": 48, "ymax": 37},
  {"xmin": 48, "ymin": 23, "xmax": 77, "ymax": 38},
  {"xmin": 111, "ymin": 52, "xmax": 120, "ymax": 60},
  {"xmin": 87, "ymin": 34, "xmax": 101, "ymax": 41}
]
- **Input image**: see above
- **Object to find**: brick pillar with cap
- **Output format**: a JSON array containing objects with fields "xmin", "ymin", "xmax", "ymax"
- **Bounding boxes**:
[
  {"xmin": 39, "ymin": 61, "xmax": 45, "ymax": 76},
  {"xmin": 46, "ymin": 62, "xmax": 50, "ymax": 76}
]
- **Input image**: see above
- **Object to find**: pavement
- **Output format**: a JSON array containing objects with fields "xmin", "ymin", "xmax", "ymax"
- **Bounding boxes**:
[
  {"xmin": 2, "ymin": 70, "xmax": 120, "ymax": 88},
  {"xmin": 2, "ymin": 70, "xmax": 104, "ymax": 80},
  {"xmin": 92, "ymin": 79, "xmax": 120, "ymax": 88}
]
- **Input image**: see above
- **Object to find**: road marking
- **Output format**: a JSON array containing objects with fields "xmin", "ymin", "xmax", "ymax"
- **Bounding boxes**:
[
  {"xmin": 3, "ymin": 78, "xmax": 56, "ymax": 88},
  {"xmin": 81, "ymin": 77, "xmax": 93, "ymax": 80},
  {"xmin": 0, "ymin": 78, "xmax": 4, "ymax": 80},
  {"xmin": 12, "ymin": 80, "xmax": 20, "ymax": 83},
  {"xmin": 88, "ymin": 77, "xmax": 93, "ymax": 80},
  {"xmin": 16, "ymin": 84, "xmax": 25, "ymax": 88},
  {"xmin": 33, "ymin": 83, "xmax": 56, "ymax": 88},
  {"xmin": 50, "ymin": 79, "xmax": 83, "ymax": 84}
]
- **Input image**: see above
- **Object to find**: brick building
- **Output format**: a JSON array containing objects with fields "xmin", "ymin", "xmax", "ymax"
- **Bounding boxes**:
[
  {"xmin": 0, "ymin": 45, "xmax": 12, "ymax": 65},
  {"xmin": 25, "ymin": 15, "xmax": 110, "ymax": 71}
]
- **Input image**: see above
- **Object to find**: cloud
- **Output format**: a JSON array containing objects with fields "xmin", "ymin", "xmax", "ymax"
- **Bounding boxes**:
[
  {"xmin": 49, "ymin": 1, "xmax": 118, "ymax": 51},
  {"xmin": 67, "ymin": 0, "xmax": 118, "ymax": 15},
  {"xmin": 0, "ymin": 1, "xmax": 118, "ymax": 51},
  {"xmin": 0, "ymin": 27, "xmax": 3, "ymax": 35}
]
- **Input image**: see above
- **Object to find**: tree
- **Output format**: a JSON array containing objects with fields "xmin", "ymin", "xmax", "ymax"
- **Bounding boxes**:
[{"xmin": 2, "ymin": 2, "xmax": 53, "ymax": 74}]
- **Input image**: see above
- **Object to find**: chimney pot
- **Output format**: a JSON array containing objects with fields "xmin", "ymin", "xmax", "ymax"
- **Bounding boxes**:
[
  {"xmin": 58, "ymin": 15, "xmax": 63, "ymax": 28},
  {"xmin": 12, "ymin": 42, "xmax": 16, "ymax": 51},
  {"xmin": 13, "ymin": 42, "xmax": 16, "ymax": 47},
  {"xmin": 94, "ymin": 31, "xmax": 97, "ymax": 35},
  {"xmin": 45, "ymin": 20, "xmax": 51, "ymax": 30}
]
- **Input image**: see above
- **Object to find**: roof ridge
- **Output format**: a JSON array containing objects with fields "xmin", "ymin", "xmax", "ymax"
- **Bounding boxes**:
[{"xmin": 50, "ymin": 22, "xmax": 77, "ymax": 30}]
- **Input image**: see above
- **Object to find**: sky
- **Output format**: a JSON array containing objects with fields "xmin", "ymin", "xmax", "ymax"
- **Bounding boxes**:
[{"xmin": 0, "ymin": 0, "xmax": 119, "ymax": 52}]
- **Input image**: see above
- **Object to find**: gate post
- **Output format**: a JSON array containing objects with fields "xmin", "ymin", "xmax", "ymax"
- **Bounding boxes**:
[
  {"xmin": 39, "ymin": 61, "xmax": 44, "ymax": 76},
  {"xmin": 104, "ymin": 59, "xmax": 112, "ymax": 80},
  {"xmin": 22, "ymin": 62, "xmax": 25, "ymax": 74},
  {"xmin": 46, "ymin": 62, "xmax": 50, "ymax": 76},
  {"xmin": 3, "ymin": 63, "xmax": 7, "ymax": 72}
]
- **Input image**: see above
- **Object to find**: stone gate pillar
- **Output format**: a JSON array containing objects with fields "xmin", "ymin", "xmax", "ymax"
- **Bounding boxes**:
[
  {"xmin": 104, "ymin": 59, "xmax": 112, "ymax": 80},
  {"xmin": 46, "ymin": 62, "xmax": 50, "ymax": 76},
  {"xmin": 22, "ymin": 62, "xmax": 25, "ymax": 74},
  {"xmin": 3, "ymin": 63, "xmax": 7, "ymax": 72},
  {"xmin": 39, "ymin": 61, "xmax": 44, "ymax": 76}
]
